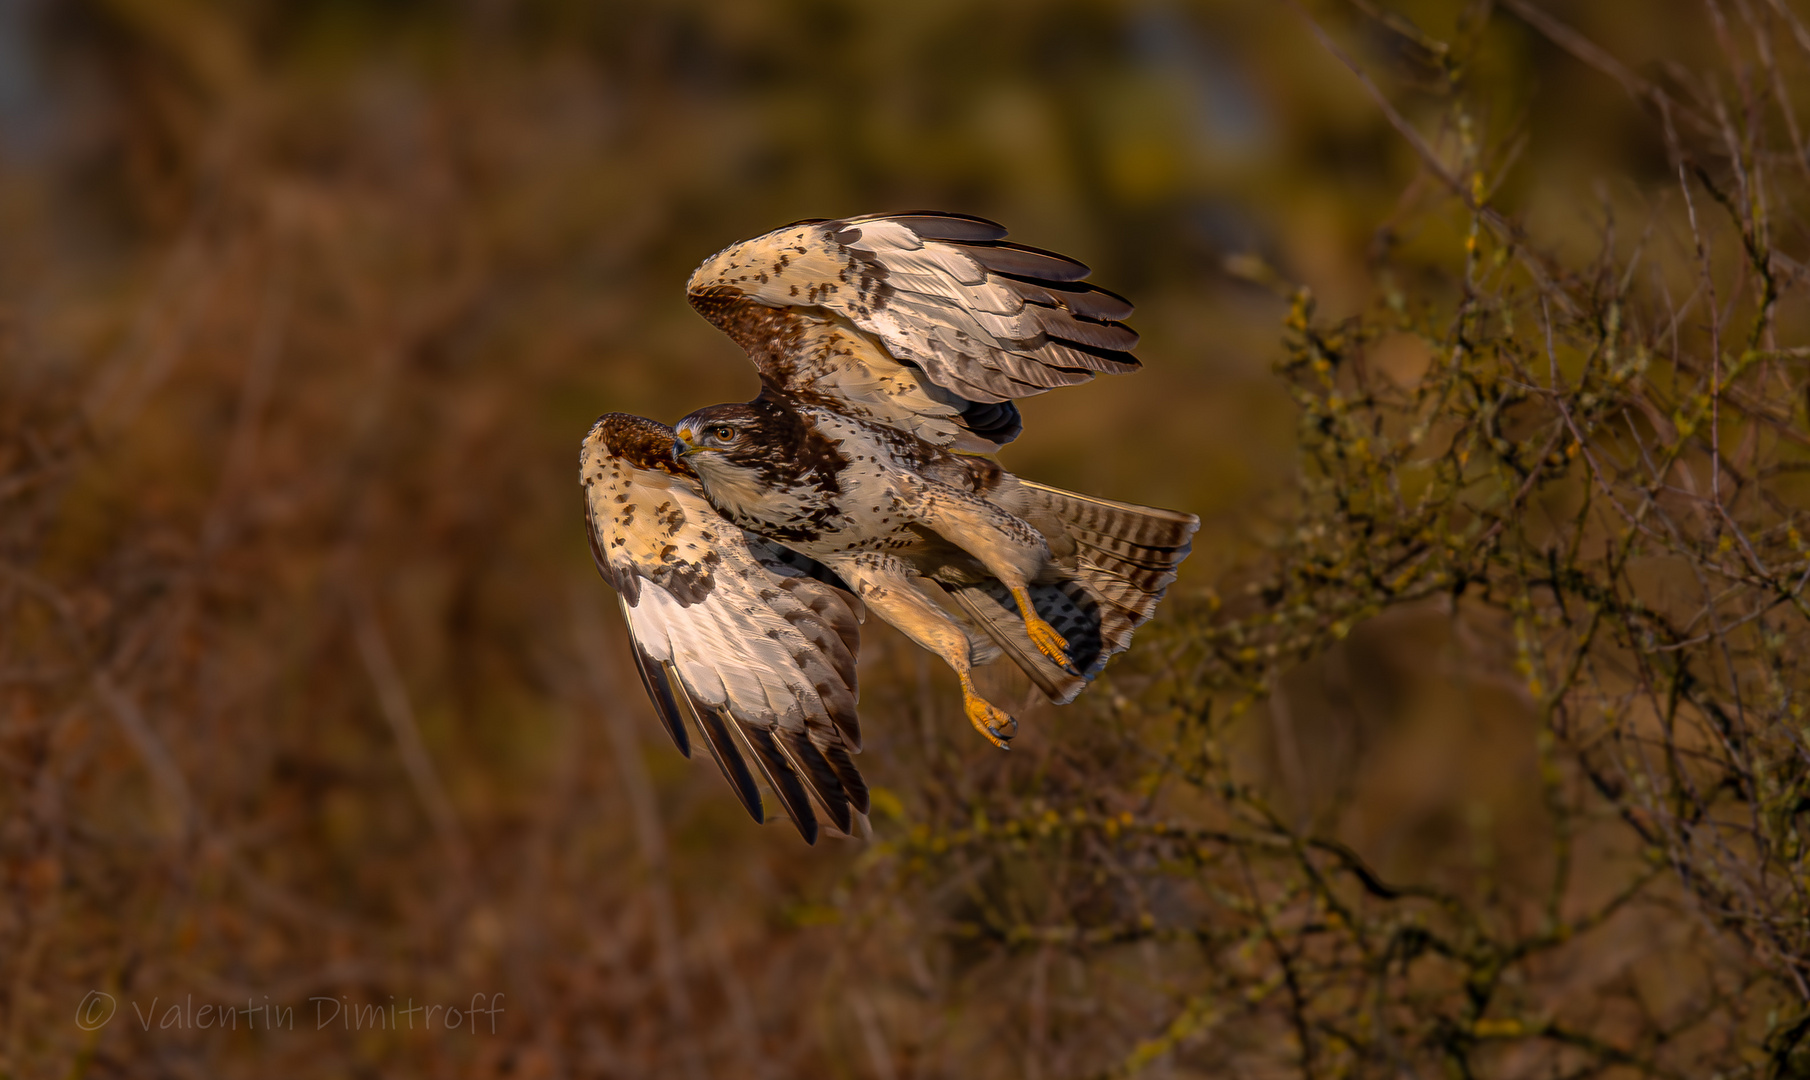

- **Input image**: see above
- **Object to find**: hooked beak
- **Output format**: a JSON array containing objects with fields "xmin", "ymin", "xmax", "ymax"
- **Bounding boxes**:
[{"xmin": 673, "ymin": 432, "xmax": 702, "ymax": 459}]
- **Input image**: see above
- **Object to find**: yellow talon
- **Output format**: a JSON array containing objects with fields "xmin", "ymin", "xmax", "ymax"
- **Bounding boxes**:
[
  {"xmin": 961, "ymin": 676, "xmax": 1017, "ymax": 749},
  {"xmin": 1011, "ymin": 586, "xmax": 1077, "ymax": 673},
  {"xmin": 1026, "ymin": 615, "xmax": 1070, "ymax": 663}
]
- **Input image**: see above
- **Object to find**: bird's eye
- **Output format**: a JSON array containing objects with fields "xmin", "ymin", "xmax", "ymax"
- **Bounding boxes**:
[{"xmin": 711, "ymin": 425, "xmax": 735, "ymax": 441}]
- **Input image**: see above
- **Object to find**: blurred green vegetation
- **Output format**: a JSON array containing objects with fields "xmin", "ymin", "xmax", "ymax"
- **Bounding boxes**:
[{"xmin": 3, "ymin": 0, "xmax": 1808, "ymax": 1077}]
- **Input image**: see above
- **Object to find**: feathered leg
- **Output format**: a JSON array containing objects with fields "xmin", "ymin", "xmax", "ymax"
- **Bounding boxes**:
[
  {"xmin": 823, "ymin": 552, "xmax": 1017, "ymax": 748},
  {"xmin": 894, "ymin": 475, "xmax": 1080, "ymax": 675}
]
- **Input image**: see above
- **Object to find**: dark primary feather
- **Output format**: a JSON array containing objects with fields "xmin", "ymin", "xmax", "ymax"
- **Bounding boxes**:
[
  {"xmin": 779, "ymin": 730, "xmax": 854, "ymax": 834},
  {"xmin": 955, "ymin": 240, "xmax": 1091, "ymax": 281},
  {"xmin": 695, "ymin": 705, "xmax": 764, "ymax": 824},
  {"xmin": 1004, "ymin": 276, "xmax": 1135, "ymax": 321},
  {"xmin": 821, "ymin": 742, "xmax": 869, "ymax": 815},
  {"xmin": 739, "ymin": 726, "xmax": 821, "ymax": 845},
  {"xmin": 621, "ymin": 603, "xmax": 690, "ymax": 757},
  {"xmin": 872, "ymin": 211, "xmax": 1009, "ymax": 241}
]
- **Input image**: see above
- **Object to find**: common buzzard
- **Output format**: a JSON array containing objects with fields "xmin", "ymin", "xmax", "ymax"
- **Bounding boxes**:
[{"xmin": 582, "ymin": 212, "xmax": 1197, "ymax": 842}]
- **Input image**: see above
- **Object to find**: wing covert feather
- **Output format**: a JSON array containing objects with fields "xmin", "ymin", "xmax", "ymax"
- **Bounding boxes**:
[{"xmin": 686, "ymin": 211, "xmax": 1139, "ymax": 448}]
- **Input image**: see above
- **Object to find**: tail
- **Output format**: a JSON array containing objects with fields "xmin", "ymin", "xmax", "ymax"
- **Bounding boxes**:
[{"xmin": 949, "ymin": 481, "xmax": 1199, "ymax": 704}]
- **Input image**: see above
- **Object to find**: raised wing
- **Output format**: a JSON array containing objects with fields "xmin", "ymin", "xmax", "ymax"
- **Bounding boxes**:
[
  {"xmin": 580, "ymin": 412, "xmax": 867, "ymax": 843},
  {"xmin": 686, "ymin": 211, "xmax": 1139, "ymax": 450}
]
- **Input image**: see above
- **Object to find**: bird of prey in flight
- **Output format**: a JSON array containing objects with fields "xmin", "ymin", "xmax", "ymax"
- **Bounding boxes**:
[{"xmin": 581, "ymin": 212, "xmax": 1198, "ymax": 842}]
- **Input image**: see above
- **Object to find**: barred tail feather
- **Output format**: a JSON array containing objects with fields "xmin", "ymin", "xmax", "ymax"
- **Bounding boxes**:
[
  {"xmin": 950, "ymin": 580, "xmax": 1104, "ymax": 704},
  {"xmin": 956, "ymin": 481, "xmax": 1198, "ymax": 704}
]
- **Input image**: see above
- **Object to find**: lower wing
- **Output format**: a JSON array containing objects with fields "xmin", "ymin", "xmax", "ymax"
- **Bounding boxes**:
[{"xmin": 580, "ymin": 412, "xmax": 867, "ymax": 843}]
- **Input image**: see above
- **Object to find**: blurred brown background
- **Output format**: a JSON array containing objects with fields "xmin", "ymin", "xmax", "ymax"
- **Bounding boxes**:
[{"xmin": 2, "ymin": 1, "xmax": 1799, "ymax": 1077}]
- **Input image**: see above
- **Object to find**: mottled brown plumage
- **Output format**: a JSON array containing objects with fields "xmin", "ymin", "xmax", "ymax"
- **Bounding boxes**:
[{"xmin": 582, "ymin": 212, "xmax": 1197, "ymax": 842}]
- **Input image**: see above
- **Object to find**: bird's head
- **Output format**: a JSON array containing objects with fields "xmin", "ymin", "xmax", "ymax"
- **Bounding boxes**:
[
  {"xmin": 673, "ymin": 396, "xmax": 845, "ymax": 525},
  {"xmin": 672, "ymin": 403, "xmax": 779, "ymax": 494},
  {"xmin": 674, "ymin": 403, "xmax": 790, "ymax": 521},
  {"xmin": 673, "ymin": 404, "xmax": 761, "ymax": 461}
]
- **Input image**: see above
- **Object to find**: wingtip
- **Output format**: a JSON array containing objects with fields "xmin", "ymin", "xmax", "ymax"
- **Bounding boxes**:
[
  {"xmin": 780, "ymin": 729, "xmax": 855, "ymax": 836},
  {"xmin": 956, "ymin": 239, "xmax": 1092, "ymax": 282},
  {"xmin": 737, "ymin": 724, "xmax": 822, "ymax": 844},
  {"xmin": 622, "ymin": 623, "xmax": 691, "ymax": 757},
  {"xmin": 850, "ymin": 210, "xmax": 1009, "ymax": 242},
  {"xmin": 695, "ymin": 706, "xmax": 765, "ymax": 825}
]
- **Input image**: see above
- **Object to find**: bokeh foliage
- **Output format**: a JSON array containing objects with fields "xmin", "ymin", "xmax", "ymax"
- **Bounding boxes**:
[
  {"xmin": 3, "ymin": 1, "xmax": 1808, "ymax": 1077},
  {"xmin": 855, "ymin": 5, "xmax": 1810, "ymax": 1075}
]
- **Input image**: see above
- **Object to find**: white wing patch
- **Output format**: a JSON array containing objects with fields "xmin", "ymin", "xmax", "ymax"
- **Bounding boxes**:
[{"xmin": 580, "ymin": 414, "xmax": 867, "ymax": 842}]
